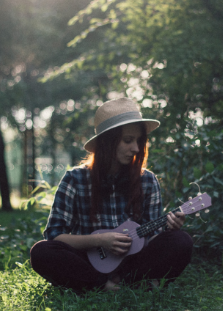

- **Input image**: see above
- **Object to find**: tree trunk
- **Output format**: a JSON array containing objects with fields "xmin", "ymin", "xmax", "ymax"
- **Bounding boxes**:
[{"xmin": 0, "ymin": 128, "xmax": 12, "ymax": 211}]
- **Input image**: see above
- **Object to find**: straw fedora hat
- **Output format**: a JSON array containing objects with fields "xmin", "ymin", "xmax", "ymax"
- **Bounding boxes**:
[{"xmin": 84, "ymin": 97, "xmax": 160, "ymax": 152}]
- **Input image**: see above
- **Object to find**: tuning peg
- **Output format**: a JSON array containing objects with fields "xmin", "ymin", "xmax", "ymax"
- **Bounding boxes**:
[
  {"xmin": 205, "ymin": 209, "xmax": 210, "ymax": 213},
  {"xmin": 197, "ymin": 213, "xmax": 207, "ymax": 223},
  {"xmin": 196, "ymin": 212, "xmax": 200, "ymax": 217}
]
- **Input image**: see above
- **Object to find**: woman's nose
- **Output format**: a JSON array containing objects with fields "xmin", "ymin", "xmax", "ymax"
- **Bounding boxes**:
[{"xmin": 131, "ymin": 141, "xmax": 139, "ymax": 153}]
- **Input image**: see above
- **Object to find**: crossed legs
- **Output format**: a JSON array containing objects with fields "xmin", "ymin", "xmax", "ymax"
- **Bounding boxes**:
[{"xmin": 30, "ymin": 230, "xmax": 193, "ymax": 292}]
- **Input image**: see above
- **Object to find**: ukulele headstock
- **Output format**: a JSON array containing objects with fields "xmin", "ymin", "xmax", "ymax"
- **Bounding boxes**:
[{"xmin": 180, "ymin": 193, "xmax": 212, "ymax": 215}]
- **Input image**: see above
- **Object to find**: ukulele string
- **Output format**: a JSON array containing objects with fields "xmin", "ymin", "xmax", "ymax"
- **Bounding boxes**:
[
  {"xmin": 127, "ymin": 197, "xmax": 204, "ymax": 241},
  {"xmin": 126, "ymin": 206, "xmax": 180, "ymax": 239},
  {"xmin": 128, "ymin": 214, "xmax": 169, "ymax": 240},
  {"xmin": 126, "ymin": 198, "xmax": 203, "ymax": 240},
  {"xmin": 181, "ymin": 198, "xmax": 204, "ymax": 214}
]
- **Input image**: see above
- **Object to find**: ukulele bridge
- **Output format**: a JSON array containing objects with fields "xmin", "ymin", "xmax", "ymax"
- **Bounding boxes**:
[{"xmin": 97, "ymin": 247, "xmax": 107, "ymax": 260}]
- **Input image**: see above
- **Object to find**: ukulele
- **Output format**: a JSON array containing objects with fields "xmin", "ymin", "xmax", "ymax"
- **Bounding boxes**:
[{"xmin": 87, "ymin": 193, "xmax": 212, "ymax": 273}]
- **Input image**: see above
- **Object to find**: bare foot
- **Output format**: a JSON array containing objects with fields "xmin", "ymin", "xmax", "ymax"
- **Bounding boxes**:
[
  {"xmin": 104, "ymin": 279, "xmax": 120, "ymax": 292},
  {"xmin": 104, "ymin": 274, "xmax": 121, "ymax": 292},
  {"xmin": 152, "ymin": 279, "xmax": 159, "ymax": 288}
]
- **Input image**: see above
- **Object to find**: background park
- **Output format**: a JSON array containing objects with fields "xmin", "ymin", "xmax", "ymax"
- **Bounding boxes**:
[{"xmin": 0, "ymin": 0, "xmax": 223, "ymax": 310}]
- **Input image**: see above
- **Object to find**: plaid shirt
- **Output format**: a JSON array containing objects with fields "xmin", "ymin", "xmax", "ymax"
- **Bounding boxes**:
[{"xmin": 43, "ymin": 166, "xmax": 162, "ymax": 240}]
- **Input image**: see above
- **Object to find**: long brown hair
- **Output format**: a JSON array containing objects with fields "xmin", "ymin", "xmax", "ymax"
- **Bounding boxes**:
[{"xmin": 83, "ymin": 122, "xmax": 148, "ymax": 222}]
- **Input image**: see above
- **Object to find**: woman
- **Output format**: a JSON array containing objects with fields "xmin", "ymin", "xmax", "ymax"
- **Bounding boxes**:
[{"xmin": 30, "ymin": 97, "xmax": 193, "ymax": 292}]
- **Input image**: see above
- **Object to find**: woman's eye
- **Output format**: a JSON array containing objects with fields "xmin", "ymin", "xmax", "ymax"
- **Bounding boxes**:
[
  {"xmin": 123, "ymin": 137, "xmax": 142, "ymax": 144},
  {"xmin": 124, "ymin": 138, "xmax": 132, "ymax": 144}
]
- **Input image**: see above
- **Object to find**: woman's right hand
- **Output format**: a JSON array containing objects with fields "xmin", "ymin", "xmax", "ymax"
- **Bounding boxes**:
[{"xmin": 99, "ymin": 232, "xmax": 132, "ymax": 256}]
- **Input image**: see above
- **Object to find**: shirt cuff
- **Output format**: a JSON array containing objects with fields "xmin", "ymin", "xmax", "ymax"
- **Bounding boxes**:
[{"xmin": 43, "ymin": 226, "xmax": 68, "ymax": 240}]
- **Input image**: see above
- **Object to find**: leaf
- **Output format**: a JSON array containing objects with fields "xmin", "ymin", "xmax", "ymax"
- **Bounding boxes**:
[
  {"xmin": 30, "ymin": 197, "xmax": 36, "ymax": 205},
  {"xmin": 193, "ymin": 167, "xmax": 202, "ymax": 179},
  {"xmin": 40, "ymin": 225, "xmax": 46, "ymax": 234},
  {"xmin": 1, "ymin": 293, "xmax": 7, "ymax": 303},
  {"xmin": 205, "ymin": 225, "xmax": 213, "ymax": 232},
  {"xmin": 151, "ymin": 149, "xmax": 163, "ymax": 153},
  {"xmin": 213, "ymin": 177, "xmax": 223, "ymax": 186},
  {"xmin": 26, "ymin": 238, "xmax": 35, "ymax": 248},
  {"xmin": 111, "ymin": 21, "xmax": 119, "ymax": 29},
  {"xmin": 205, "ymin": 161, "xmax": 214, "ymax": 173},
  {"xmin": 24, "ymin": 197, "xmax": 36, "ymax": 210},
  {"xmin": 213, "ymin": 191, "xmax": 219, "ymax": 198},
  {"xmin": 42, "ymin": 180, "xmax": 51, "ymax": 189},
  {"xmin": 182, "ymin": 177, "xmax": 190, "ymax": 187},
  {"xmin": 37, "ymin": 192, "xmax": 47, "ymax": 201},
  {"xmin": 183, "ymin": 187, "xmax": 189, "ymax": 193},
  {"xmin": 210, "ymin": 241, "xmax": 220, "ymax": 248},
  {"xmin": 50, "ymin": 186, "xmax": 58, "ymax": 194},
  {"xmin": 101, "ymin": 4, "xmax": 109, "ymax": 12},
  {"xmin": 20, "ymin": 244, "xmax": 28, "ymax": 251}
]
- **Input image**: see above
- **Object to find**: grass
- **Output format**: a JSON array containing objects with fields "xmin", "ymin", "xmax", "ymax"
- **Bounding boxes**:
[
  {"xmin": 0, "ymin": 208, "xmax": 48, "ymax": 271},
  {"xmin": 1, "ymin": 209, "xmax": 223, "ymax": 311},
  {"xmin": 1, "ymin": 260, "xmax": 223, "ymax": 311},
  {"xmin": 0, "ymin": 208, "xmax": 36, "ymax": 227}
]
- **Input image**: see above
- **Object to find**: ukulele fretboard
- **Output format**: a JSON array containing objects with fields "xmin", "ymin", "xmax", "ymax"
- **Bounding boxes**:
[{"xmin": 136, "ymin": 207, "xmax": 181, "ymax": 238}]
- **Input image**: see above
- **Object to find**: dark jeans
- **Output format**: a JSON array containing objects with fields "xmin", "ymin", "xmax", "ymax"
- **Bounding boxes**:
[{"xmin": 30, "ymin": 230, "xmax": 193, "ymax": 292}]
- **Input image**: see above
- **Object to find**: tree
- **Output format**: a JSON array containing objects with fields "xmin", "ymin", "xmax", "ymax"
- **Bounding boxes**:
[
  {"xmin": 41, "ymin": 0, "xmax": 223, "ymax": 252},
  {"xmin": 0, "ymin": 127, "xmax": 12, "ymax": 210},
  {"xmin": 0, "ymin": 0, "xmax": 94, "ymax": 207},
  {"xmin": 44, "ymin": 0, "xmax": 223, "ymax": 192}
]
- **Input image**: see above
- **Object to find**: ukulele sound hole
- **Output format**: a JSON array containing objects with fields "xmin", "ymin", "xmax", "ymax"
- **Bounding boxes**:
[{"xmin": 97, "ymin": 247, "xmax": 107, "ymax": 260}]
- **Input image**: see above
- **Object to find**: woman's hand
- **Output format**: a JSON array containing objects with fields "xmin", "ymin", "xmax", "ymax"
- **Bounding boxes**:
[
  {"xmin": 166, "ymin": 211, "xmax": 185, "ymax": 230},
  {"xmin": 99, "ymin": 232, "xmax": 132, "ymax": 256}
]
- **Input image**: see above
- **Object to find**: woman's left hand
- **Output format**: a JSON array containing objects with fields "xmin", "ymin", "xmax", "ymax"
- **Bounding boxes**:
[{"xmin": 166, "ymin": 211, "xmax": 185, "ymax": 230}]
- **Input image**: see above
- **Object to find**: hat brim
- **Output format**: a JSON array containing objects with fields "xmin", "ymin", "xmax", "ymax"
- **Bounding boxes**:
[{"xmin": 84, "ymin": 119, "xmax": 160, "ymax": 153}]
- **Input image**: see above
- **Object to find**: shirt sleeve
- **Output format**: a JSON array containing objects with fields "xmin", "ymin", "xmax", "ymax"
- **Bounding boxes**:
[
  {"xmin": 43, "ymin": 171, "xmax": 76, "ymax": 240},
  {"xmin": 141, "ymin": 171, "xmax": 162, "ymax": 238}
]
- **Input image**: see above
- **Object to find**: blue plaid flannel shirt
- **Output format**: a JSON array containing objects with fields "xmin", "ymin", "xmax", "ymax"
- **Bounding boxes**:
[{"xmin": 43, "ymin": 166, "xmax": 162, "ymax": 240}]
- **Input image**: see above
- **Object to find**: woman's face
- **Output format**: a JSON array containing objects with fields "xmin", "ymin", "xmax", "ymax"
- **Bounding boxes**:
[{"xmin": 110, "ymin": 123, "xmax": 143, "ymax": 173}]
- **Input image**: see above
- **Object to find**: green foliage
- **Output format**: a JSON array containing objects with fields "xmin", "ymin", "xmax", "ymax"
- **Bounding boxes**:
[
  {"xmin": 0, "ymin": 210, "xmax": 48, "ymax": 270},
  {"xmin": 1, "ymin": 203, "xmax": 223, "ymax": 310},
  {"xmin": 0, "ymin": 261, "xmax": 51, "ymax": 311},
  {"xmin": 43, "ymin": 0, "xmax": 223, "ymax": 256},
  {"xmin": 21, "ymin": 180, "xmax": 58, "ymax": 211},
  {"xmin": 1, "ymin": 259, "xmax": 223, "ymax": 310},
  {"xmin": 1, "ymin": 0, "xmax": 223, "ymax": 262},
  {"xmin": 147, "ymin": 123, "xmax": 223, "ymax": 254}
]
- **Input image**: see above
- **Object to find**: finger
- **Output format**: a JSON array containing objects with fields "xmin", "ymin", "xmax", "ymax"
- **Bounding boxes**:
[
  {"xmin": 112, "ymin": 241, "xmax": 132, "ymax": 254},
  {"xmin": 167, "ymin": 212, "xmax": 178, "ymax": 225},
  {"xmin": 115, "ymin": 234, "xmax": 132, "ymax": 242},
  {"xmin": 175, "ymin": 212, "xmax": 185, "ymax": 219},
  {"xmin": 112, "ymin": 247, "xmax": 129, "ymax": 255},
  {"xmin": 166, "ymin": 218, "xmax": 176, "ymax": 230},
  {"xmin": 166, "ymin": 220, "xmax": 175, "ymax": 230},
  {"xmin": 175, "ymin": 212, "xmax": 186, "ymax": 226},
  {"xmin": 167, "ymin": 213, "xmax": 181, "ymax": 229},
  {"xmin": 115, "ymin": 241, "xmax": 132, "ymax": 250},
  {"xmin": 170, "ymin": 212, "xmax": 185, "ymax": 224}
]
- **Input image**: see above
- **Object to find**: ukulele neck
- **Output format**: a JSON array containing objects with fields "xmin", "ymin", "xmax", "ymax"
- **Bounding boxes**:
[{"xmin": 136, "ymin": 207, "xmax": 181, "ymax": 238}]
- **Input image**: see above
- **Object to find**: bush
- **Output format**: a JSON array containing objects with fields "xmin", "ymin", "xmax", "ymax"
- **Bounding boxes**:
[{"xmin": 149, "ymin": 122, "xmax": 223, "ymax": 257}]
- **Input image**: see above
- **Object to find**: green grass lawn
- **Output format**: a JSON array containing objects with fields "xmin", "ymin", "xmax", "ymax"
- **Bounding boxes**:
[
  {"xmin": 1, "ymin": 259, "xmax": 223, "ymax": 311},
  {"xmin": 1, "ymin": 209, "xmax": 223, "ymax": 311}
]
